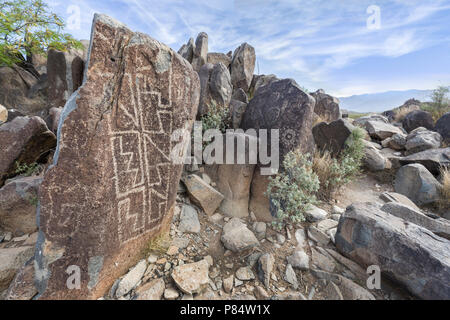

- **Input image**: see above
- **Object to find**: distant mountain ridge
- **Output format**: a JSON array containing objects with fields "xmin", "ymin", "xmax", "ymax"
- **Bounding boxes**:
[{"xmin": 338, "ymin": 89, "xmax": 435, "ymax": 113}]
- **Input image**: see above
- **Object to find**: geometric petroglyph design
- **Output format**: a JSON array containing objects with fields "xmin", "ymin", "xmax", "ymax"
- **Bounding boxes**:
[{"xmin": 111, "ymin": 69, "xmax": 175, "ymax": 245}]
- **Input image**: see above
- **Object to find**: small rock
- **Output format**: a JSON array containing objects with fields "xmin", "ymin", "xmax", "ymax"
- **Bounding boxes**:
[
  {"xmin": 235, "ymin": 266, "xmax": 255, "ymax": 281},
  {"xmin": 135, "ymin": 278, "xmax": 165, "ymax": 300},
  {"xmin": 331, "ymin": 214, "xmax": 341, "ymax": 222},
  {"xmin": 332, "ymin": 205, "xmax": 345, "ymax": 215},
  {"xmin": 287, "ymin": 250, "xmax": 310, "ymax": 270},
  {"xmin": 223, "ymin": 275, "xmax": 234, "ymax": 293},
  {"xmin": 164, "ymin": 287, "xmax": 179, "ymax": 300},
  {"xmin": 254, "ymin": 285, "xmax": 269, "ymax": 300},
  {"xmin": 305, "ymin": 205, "xmax": 328, "ymax": 222},
  {"xmin": 178, "ymin": 205, "xmax": 201, "ymax": 234},
  {"xmin": 204, "ymin": 255, "xmax": 214, "ymax": 267},
  {"xmin": 311, "ymin": 247, "xmax": 336, "ymax": 272},
  {"xmin": 209, "ymin": 213, "xmax": 223, "ymax": 224},
  {"xmin": 171, "ymin": 237, "xmax": 190, "ymax": 249},
  {"xmin": 308, "ymin": 226, "xmax": 331, "ymax": 246},
  {"xmin": 328, "ymin": 228, "xmax": 337, "ymax": 244},
  {"xmin": 276, "ymin": 234, "xmax": 286, "ymax": 244},
  {"xmin": 171, "ymin": 259, "xmax": 209, "ymax": 294},
  {"xmin": 234, "ymin": 278, "xmax": 244, "ymax": 287},
  {"xmin": 166, "ymin": 246, "xmax": 179, "ymax": 256},
  {"xmin": 317, "ymin": 219, "xmax": 338, "ymax": 233},
  {"xmin": 221, "ymin": 218, "xmax": 259, "ymax": 252},
  {"xmin": 295, "ymin": 228, "xmax": 307, "ymax": 249},
  {"xmin": 183, "ymin": 174, "xmax": 224, "ymax": 215},
  {"xmin": 258, "ymin": 253, "xmax": 275, "ymax": 288},
  {"xmin": 284, "ymin": 264, "xmax": 298, "ymax": 289},
  {"xmin": 116, "ymin": 260, "xmax": 147, "ymax": 298},
  {"xmin": 253, "ymin": 222, "xmax": 266, "ymax": 240}
]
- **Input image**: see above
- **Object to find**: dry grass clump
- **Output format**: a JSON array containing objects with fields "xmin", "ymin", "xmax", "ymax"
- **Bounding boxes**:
[
  {"xmin": 311, "ymin": 128, "xmax": 365, "ymax": 200},
  {"xmin": 439, "ymin": 167, "xmax": 450, "ymax": 210},
  {"xmin": 312, "ymin": 149, "xmax": 335, "ymax": 198},
  {"xmin": 394, "ymin": 105, "xmax": 420, "ymax": 122},
  {"xmin": 142, "ymin": 231, "xmax": 171, "ymax": 257}
]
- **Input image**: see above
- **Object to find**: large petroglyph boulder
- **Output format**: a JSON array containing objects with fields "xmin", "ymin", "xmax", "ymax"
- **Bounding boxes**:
[
  {"xmin": 34, "ymin": 14, "xmax": 200, "ymax": 300},
  {"xmin": 241, "ymin": 78, "xmax": 315, "ymax": 221}
]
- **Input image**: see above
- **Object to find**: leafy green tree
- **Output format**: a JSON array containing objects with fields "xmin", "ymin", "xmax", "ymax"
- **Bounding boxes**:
[
  {"xmin": 430, "ymin": 85, "xmax": 450, "ymax": 109},
  {"xmin": 0, "ymin": 0, "xmax": 82, "ymax": 76}
]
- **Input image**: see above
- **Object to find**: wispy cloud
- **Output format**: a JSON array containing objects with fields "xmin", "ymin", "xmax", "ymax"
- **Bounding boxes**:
[{"xmin": 46, "ymin": 0, "xmax": 450, "ymax": 96}]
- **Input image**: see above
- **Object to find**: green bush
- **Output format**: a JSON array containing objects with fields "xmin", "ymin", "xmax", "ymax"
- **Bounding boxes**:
[
  {"xmin": 14, "ymin": 161, "xmax": 40, "ymax": 177},
  {"xmin": 0, "ymin": 0, "xmax": 82, "ymax": 74},
  {"xmin": 267, "ymin": 151, "xmax": 320, "ymax": 230},
  {"xmin": 200, "ymin": 100, "xmax": 231, "ymax": 134}
]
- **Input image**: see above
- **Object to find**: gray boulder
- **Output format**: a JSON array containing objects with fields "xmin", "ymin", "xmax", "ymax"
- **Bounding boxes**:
[
  {"xmin": 231, "ymin": 88, "xmax": 249, "ymax": 104},
  {"xmin": 399, "ymin": 148, "xmax": 450, "ymax": 175},
  {"xmin": 353, "ymin": 114, "xmax": 389, "ymax": 127},
  {"xmin": 394, "ymin": 164, "xmax": 442, "ymax": 206},
  {"xmin": 230, "ymin": 43, "xmax": 256, "ymax": 92},
  {"xmin": 405, "ymin": 127, "xmax": 442, "ymax": 154},
  {"xmin": 336, "ymin": 202, "xmax": 450, "ymax": 300},
  {"xmin": 402, "ymin": 110, "xmax": 434, "ymax": 133},
  {"xmin": 364, "ymin": 120, "xmax": 404, "ymax": 140},
  {"xmin": 381, "ymin": 202, "xmax": 450, "ymax": 239},
  {"xmin": 363, "ymin": 142, "xmax": 388, "ymax": 172},
  {"xmin": 178, "ymin": 38, "xmax": 195, "ymax": 63},
  {"xmin": 197, "ymin": 62, "xmax": 232, "ymax": 118},
  {"xmin": 229, "ymin": 99, "xmax": 247, "ymax": 129},
  {"xmin": 207, "ymin": 52, "xmax": 232, "ymax": 68},
  {"xmin": 249, "ymin": 74, "xmax": 278, "ymax": 97},
  {"xmin": 435, "ymin": 112, "xmax": 450, "ymax": 144},
  {"xmin": 311, "ymin": 89, "xmax": 341, "ymax": 123},
  {"xmin": 312, "ymin": 119, "xmax": 355, "ymax": 156},
  {"xmin": 242, "ymin": 79, "xmax": 316, "ymax": 222},
  {"xmin": 192, "ymin": 32, "xmax": 208, "ymax": 71}
]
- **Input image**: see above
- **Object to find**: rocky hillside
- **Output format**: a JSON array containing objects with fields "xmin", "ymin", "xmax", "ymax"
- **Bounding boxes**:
[{"xmin": 0, "ymin": 14, "xmax": 449, "ymax": 301}]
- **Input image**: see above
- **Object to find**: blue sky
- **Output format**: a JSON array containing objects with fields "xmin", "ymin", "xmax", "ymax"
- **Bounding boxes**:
[{"xmin": 46, "ymin": 0, "xmax": 450, "ymax": 97}]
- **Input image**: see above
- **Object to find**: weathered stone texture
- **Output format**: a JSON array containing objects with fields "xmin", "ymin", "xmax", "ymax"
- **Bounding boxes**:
[{"xmin": 35, "ymin": 14, "xmax": 200, "ymax": 300}]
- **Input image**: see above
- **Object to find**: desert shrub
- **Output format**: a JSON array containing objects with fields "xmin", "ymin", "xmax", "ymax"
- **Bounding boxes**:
[
  {"xmin": 200, "ymin": 100, "xmax": 231, "ymax": 134},
  {"xmin": 417, "ymin": 86, "xmax": 450, "ymax": 122},
  {"xmin": 0, "ymin": 0, "xmax": 82, "ymax": 75},
  {"xmin": 313, "ymin": 128, "xmax": 365, "ymax": 200},
  {"xmin": 267, "ymin": 150, "xmax": 320, "ymax": 230},
  {"xmin": 430, "ymin": 85, "xmax": 450, "ymax": 110},
  {"xmin": 420, "ymin": 102, "xmax": 450, "ymax": 123},
  {"xmin": 14, "ymin": 161, "xmax": 40, "ymax": 176},
  {"xmin": 198, "ymin": 100, "xmax": 231, "ymax": 149},
  {"xmin": 439, "ymin": 167, "xmax": 450, "ymax": 210}
]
